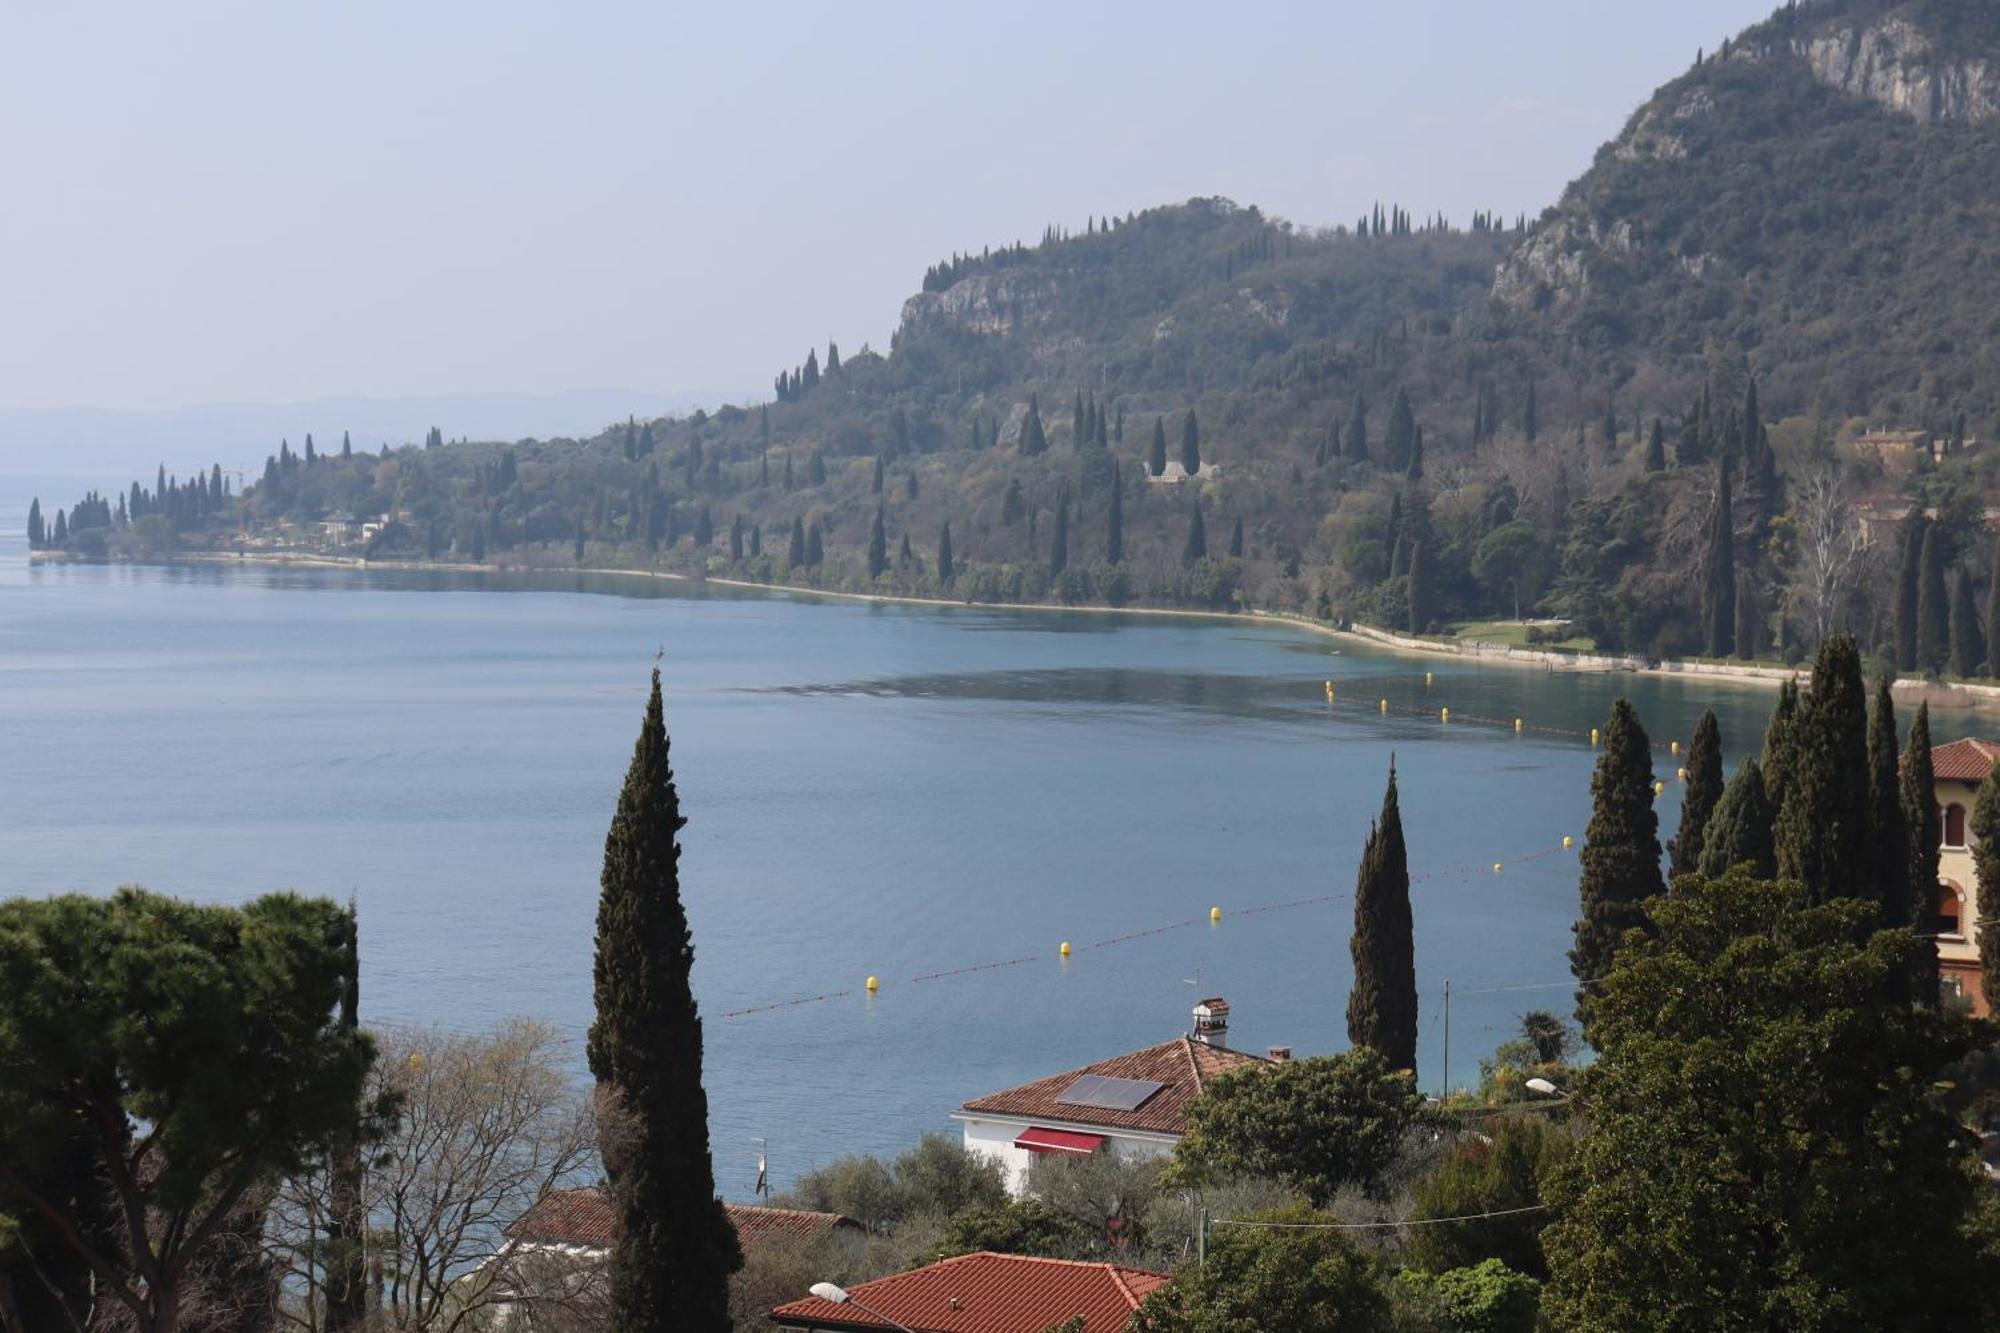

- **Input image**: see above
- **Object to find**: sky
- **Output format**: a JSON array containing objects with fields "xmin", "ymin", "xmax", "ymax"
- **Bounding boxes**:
[{"xmin": 0, "ymin": 1, "xmax": 1778, "ymax": 419}]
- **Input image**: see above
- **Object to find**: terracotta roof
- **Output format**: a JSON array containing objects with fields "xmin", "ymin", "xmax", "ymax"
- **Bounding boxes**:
[
  {"xmin": 769, "ymin": 1252, "xmax": 1167, "ymax": 1333},
  {"xmin": 958, "ymin": 1036, "xmax": 1264, "ymax": 1136},
  {"xmin": 508, "ymin": 1188, "xmax": 855, "ymax": 1251},
  {"xmin": 1932, "ymin": 738, "xmax": 2000, "ymax": 783}
]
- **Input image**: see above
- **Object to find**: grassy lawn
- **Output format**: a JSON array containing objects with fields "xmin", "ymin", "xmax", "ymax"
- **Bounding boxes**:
[{"xmin": 1448, "ymin": 620, "xmax": 1597, "ymax": 653}]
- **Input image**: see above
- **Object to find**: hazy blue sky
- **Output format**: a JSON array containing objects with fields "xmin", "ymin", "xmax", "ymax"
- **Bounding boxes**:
[{"xmin": 2, "ymin": 2, "xmax": 1776, "ymax": 413}]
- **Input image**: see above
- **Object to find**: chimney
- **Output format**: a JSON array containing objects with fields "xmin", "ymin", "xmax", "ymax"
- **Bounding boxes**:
[
  {"xmin": 1191, "ymin": 997, "xmax": 1230, "ymax": 1047},
  {"xmin": 1266, "ymin": 1045, "xmax": 1292, "ymax": 1063}
]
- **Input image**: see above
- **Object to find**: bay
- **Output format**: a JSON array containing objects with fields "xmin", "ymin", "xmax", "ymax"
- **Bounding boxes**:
[{"xmin": 0, "ymin": 475, "xmax": 1968, "ymax": 1196}]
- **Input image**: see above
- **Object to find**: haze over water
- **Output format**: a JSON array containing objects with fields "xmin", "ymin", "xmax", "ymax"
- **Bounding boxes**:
[{"xmin": 0, "ymin": 478, "xmax": 1965, "ymax": 1194}]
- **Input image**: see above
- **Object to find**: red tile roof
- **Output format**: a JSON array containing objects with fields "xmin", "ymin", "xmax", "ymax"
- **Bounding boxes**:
[
  {"xmin": 769, "ymin": 1252, "xmax": 1168, "ymax": 1333},
  {"xmin": 1932, "ymin": 738, "xmax": 2000, "ymax": 783},
  {"xmin": 958, "ymin": 1036, "xmax": 1264, "ymax": 1136},
  {"xmin": 507, "ymin": 1188, "xmax": 855, "ymax": 1251}
]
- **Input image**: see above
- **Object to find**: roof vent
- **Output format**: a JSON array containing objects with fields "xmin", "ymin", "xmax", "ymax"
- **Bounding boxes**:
[{"xmin": 1192, "ymin": 997, "xmax": 1230, "ymax": 1046}]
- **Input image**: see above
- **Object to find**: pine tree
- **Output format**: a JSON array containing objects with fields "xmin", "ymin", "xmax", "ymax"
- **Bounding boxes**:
[
  {"xmin": 1407, "ymin": 539, "xmax": 1434, "ymax": 634},
  {"xmin": 1347, "ymin": 762, "xmax": 1417, "ymax": 1072},
  {"xmin": 1917, "ymin": 526, "xmax": 1950, "ymax": 674},
  {"xmin": 1184, "ymin": 503, "xmax": 1207, "ymax": 564},
  {"xmin": 1644, "ymin": 420, "xmax": 1667, "ymax": 472},
  {"xmin": 1773, "ymin": 635, "xmax": 1871, "ymax": 906},
  {"xmin": 1572, "ymin": 699, "xmax": 1663, "ymax": 1038},
  {"xmin": 587, "ymin": 670, "xmax": 741, "ymax": 1330},
  {"xmin": 1697, "ymin": 759, "xmax": 1776, "ymax": 879},
  {"xmin": 1986, "ymin": 542, "xmax": 2000, "ymax": 680},
  {"xmin": 1345, "ymin": 393, "xmax": 1369, "ymax": 461},
  {"xmin": 1903, "ymin": 704, "xmax": 1941, "ymax": 1005},
  {"xmin": 1951, "ymin": 570, "xmax": 1984, "ymax": 677},
  {"xmin": 1704, "ymin": 467, "xmax": 1736, "ymax": 658},
  {"xmin": 1049, "ymin": 494, "xmax": 1069, "ymax": 576},
  {"xmin": 1150, "ymin": 417, "xmax": 1168, "ymax": 476},
  {"xmin": 867, "ymin": 505, "xmax": 888, "ymax": 578},
  {"xmin": 1180, "ymin": 410, "xmax": 1201, "ymax": 475},
  {"xmin": 1107, "ymin": 474, "xmax": 1124, "ymax": 565},
  {"xmin": 1896, "ymin": 510, "xmax": 1926, "ymax": 670},
  {"xmin": 1228, "ymin": 515, "xmax": 1244, "ymax": 559},
  {"xmin": 1668, "ymin": 710, "xmax": 1724, "ymax": 879},
  {"xmin": 1974, "ymin": 770, "xmax": 2000, "ymax": 1009},
  {"xmin": 1866, "ymin": 677, "xmax": 1912, "ymax": 996},
  {"xmin": 937, "ymin": 523, "xmax": 955, "ymax": 584}
]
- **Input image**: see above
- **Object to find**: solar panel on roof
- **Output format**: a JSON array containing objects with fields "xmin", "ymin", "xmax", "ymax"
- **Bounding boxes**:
[{"xmin": 1057, "ymin": 1074, "xmax": 1166, "ymax": 1111}]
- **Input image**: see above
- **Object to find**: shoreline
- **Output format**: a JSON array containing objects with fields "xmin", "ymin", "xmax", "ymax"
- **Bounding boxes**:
[{"xmin": 32, "ymin": 548, "xmax": 2000, "ymax": 712}]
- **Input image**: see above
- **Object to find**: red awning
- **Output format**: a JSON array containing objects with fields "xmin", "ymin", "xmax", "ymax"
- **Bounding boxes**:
[{"xmin": 1014, "ymin": 1126, "xmax": 1108, "ymax": 1155}]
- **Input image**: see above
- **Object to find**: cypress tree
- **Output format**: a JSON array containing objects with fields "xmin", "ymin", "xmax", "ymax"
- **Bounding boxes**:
[
  {"xmin": 1072, "ymin": 391, "xmax": 1085, "ymax": 447},
  {"xmin": 805, "ymin": 523, "xmax": 823, "ymax": 566},
  {"xmin": 1773, "ymin": 635, "xmax": 1871, "ymax": 906},
  {"xmin": 873, "ymin": 455, "xmax": 884, "ymax": 495},
  {"xmin": 1761, "ymin": 677, "xmax": 1801, "ymax": 810},
  {"xmin": 1697, "ymin": 759, "xmax": 1776, "ymax": 879},
  {"xmin": 1049, "ymin": 494, "xmax": 1069, "ymax": 576},
  {"xmin": 787, "ymin": 518, "xmax": 805, "ymax": 566},
  {"xmin": 867, "ymin": 505, "xmax": 888, "ymax": 578},
  {"xmin": 1951, "ymin": 570, "xmax": 1984, "ymax": 677},
  {"xmin": 1385, "ymin": 388, "xmax": 1416, "ymax": 471},
  {"xmin": 1345, "ymin": 392, "xmax": 1369, "ymax": 461},
  {"xmin": 1180, "ymin": 410, "xmax": 1201, "ymax": 474},
  {"xmin": 1022, "ymin": 395, "xmax": 1049, "ymax": 458},
  {"xmin": 1405, "ymin": 426, "xmax": 1424, "ymax": 481},
  {"xmin": 1228, "ymin": 515, "xmax": 1244, "ymax": 559},
  {"xmin": 1895, "ymin": 510, "xmax": 1926, "ymax": 670},
  {"xmin": 749, "ymin": 526, "xmax": 762, "ymax": 559},
  {"xmin": 1733, "ymin": 572, "xmax": 1759, "ymax": 661},
  {"xmin": 1407, "ymin": 539, "xmax": 1434, "ymax": 634},
  {"xmin": 1644, "ymin": 419, "xmax": 1666, "ymax": 471},
  {"xmin": 1150, "ymin": 417, "xmax": 1168, "ymax": 477},
  {"xmin": 1107, "ymin": 474, "xmax": 1124, "ymax": 564},
  {"xmin": 1917, "ymin": 526, "xmax": 1950, "ymax": 674},
  {"xmin": 1867, "ymin": 677, "xmax": 1912, "ymax": 943},
  {"xmin": 937, "ymin": 523, "xmax": 954, "ymax": 585},
  {"xmin": 1974, "ymin": 771, "xmax": 2000, "ymax": 1008},
  {"xmin": 1571, "ymin": 698, "xmax": 1663, "ymax": 1038},
  {"xmin": 26, "ymin": 497, "xmax": 42, "ymax": 548},
  {"xmin": 1704, "ymin": 467, "xmax": 1735, "ymax": 658},
  {"xmin": 808, "ymin": 451, "xmax": 826, "ymax": 486},
  {"xmin": 1347, "ymin": 762, "xmax": 1417, "ymax": 1073},
  {"xmin": 1668, "ymin": 710, "xmax": 1724, "ymax": 879},
  {"xmin": 729, "ymin": 514, "xmax": 743, "ymax": 561},
  {"xmin": 1986, "ymin": 541, "xmax": 2000, "ymax": 680},
  {"xmin": 587, "ymin": 670, "xmax": 741, "ymax": 1330},
  {"xmin": 899, "ymin": 532, "xmax": 912, "ymax": 565},
  {"xmin": 1902, "ymin": 704, "xmax": 1941, "ymax": 1006},
  {"xmin": 693, "ymin": 506, "xmax": 712, "ymax": 548},
  {"xmin": 1184, "ymin": 503, "xmax": 1207, "ymax": 564}
]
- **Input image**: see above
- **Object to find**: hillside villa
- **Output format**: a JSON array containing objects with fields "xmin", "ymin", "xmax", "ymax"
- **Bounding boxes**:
[
  {"xmin": 953, "ymin": 998, "xmax": 1274, "ymax": 1195},
  {"xmin": 1930, "ymin": 738, "xmax": 1997, "ymax": 1016}
]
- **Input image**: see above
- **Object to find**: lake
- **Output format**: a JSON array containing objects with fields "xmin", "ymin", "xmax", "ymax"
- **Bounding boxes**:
[{"xmin": 0, "ymin": 475, "xmax": 1969, "ymax": 1196}]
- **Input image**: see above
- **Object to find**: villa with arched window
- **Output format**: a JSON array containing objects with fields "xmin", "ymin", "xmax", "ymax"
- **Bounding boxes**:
[{"xmin": 1929, "ymin": 738, "xmax": 2000, "ymax": 1016}]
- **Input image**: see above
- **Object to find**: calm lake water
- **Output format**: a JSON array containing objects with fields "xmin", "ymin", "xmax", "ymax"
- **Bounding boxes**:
[{"xmin": 0, "ymin": 475, "xmax": 1976, "ymax": 1195}]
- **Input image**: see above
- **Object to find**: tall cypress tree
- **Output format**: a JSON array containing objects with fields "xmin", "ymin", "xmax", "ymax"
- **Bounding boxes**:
[
  {"xmin": 937, "ymin": 522, "xmax": 954, "ymax": 585},
  {"xmin": 1697, "ymin": 758, "xmax": 1776, "ymax": 879},
  {"xmin": 1347, "ymin": 763, "xmax": 1417, "ymax": 1073},
  {"xmin": 1571, "ymin": 698, "xmax": 1663, "ymax": 1037},
  {"xmin": 1183, "ymin": 502, "xmax": 1207, "ymax": 564},
  {"xmin": 1704, "ymin": 467, "xmax": 1736, "ymax": 658},
  {"xmin": 1644, "ymin": 420, "xmax": 1666, "ymax": 472},
  {"xmin": 1385, "ymin": 388, "xmax": 1416, "ymax": 471},
  {"xmin": 1761, "ymin": 677, "xmax": 1801, "ymax": 810},
  {"xmin": 1902, "ymin": 704, "xmax": 1941, "ymax": 1006},
  {"xmin": 1668, "ymin": 710, "xmax": 1724, "ymax": 879},
  {"xmin": 1049, "ymin": 494, "xmax": 1069, "ymax": 576},
  {"xmin": 1345, "ymin": 392, "xmax": 1369, "ymax": 461},
  {"xmin": 587, "ymin": 670, "xmax": 740, "ymax": 1330},
  {"xmin": 1951, "ymin": 570, "xmax": 1984, "ymax": 677},
  {"xmin": 324, "ymin": 903, "xmax": 366, "ymax": 1332},
  {"xmin": 1973, "ymin": 770, "xmax": 2000, "ymax": 1009},
  {"xmin": 1180, "ymin": 410, "xmax": 1201, "ymax": 474},
  {"xmin": 867, "ymin": 505, "xmax": 888, "ymax": 578},
  {"xmin": 1773, "ymin": 635, "xmax": 1871, "ymax": 906},
  {"xmin": 1405, "ymin": 426, "xmax": 1424, "ymax": 481},
  {"xmin": 1917, "ymin": 526, "xmax": 1950, "ymax": 674},
  {"xmin": 1228, "ymin": 515, "xmax": 1244, "ymax": 559},
  {"xmin": 1149, "ymin": 418, "xmax": 1168, "ymax": 477},
  {"xmin": 1867, "ymin": 678, "xmax": 1913, "ymax": 997},
  {"xmin": 1895, "ymin": 511, "xmax": 1926, "ymax": 671},
  {"xmin": 1107, "ymin": 474, "xmax": 1124, "ymax": 564},
  {"xmin": 1985, "ymin": 542, "xmax": 2000, "ymax": 680},
  {"xmin": 1022, "ymin": 395, "xmax": 1049, "ymax": 458},
  {"xmin": 787, "ymin": 517, "xmax": 805, "ymax": 566},
  {"xmin": 1407, "ymin": 539, "xmax": 1434, "ymax": 634}
]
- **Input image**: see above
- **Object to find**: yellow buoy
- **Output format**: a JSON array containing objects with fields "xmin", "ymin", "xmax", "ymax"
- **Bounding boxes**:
[
  {"xmin": 1210, "ymin": 905, "xmax": 1222, "ymax": 923},
  {"xmin": 1653, "ymin": 781, "xmax": 1665, "ymax": 797},
  {"xmin": 1562, "ymin": 835, "xmax": 1574, "ymax": 849},
  {"xmin": 1670, "ymin": 740, "xmax": 1680, "ymax": 755},
  {"xmin": 1059, "ymin": 940, "xmax": 1071, "ymax": 958},
  {"xmin": 866, "ymin": 975, "xmax": 879, "ymax": 993},
  {"xmin": 1441, "ymin": 706, "xmax": 1451, "ymax": 723},
  {"xmin": 1590, "ymin": 727, "xmax": 1600, "ymax": 746},
  {"xmin": 1493, "ymin": 862, "xmax": 1503, "ymax": 874},
  {"xmin": 1380, "ymin": 698, "xmax": 1389, "ymax": 714},
  {"xmin": 1677, "ymin": 767, "xmax": 1688, "ymax": 781},
  {"xmin": 1514, "ymin": 717, "xmax": 1524, "ymax": 733},
  {"xmin": 1425, "ymin": 671, "xmax": 1434, "ymax": 687}
]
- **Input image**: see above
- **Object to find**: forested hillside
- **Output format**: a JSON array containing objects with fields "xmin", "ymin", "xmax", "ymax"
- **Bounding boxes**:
[{"xmin": 29, "ymin": 0, "xmax": 2000, "ymax": 668}]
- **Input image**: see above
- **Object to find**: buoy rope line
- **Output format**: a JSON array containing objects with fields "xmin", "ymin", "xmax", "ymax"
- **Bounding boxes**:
[{"xmin": 1321, "ymin": 672, "xmax": 1696, "ymax": 755}]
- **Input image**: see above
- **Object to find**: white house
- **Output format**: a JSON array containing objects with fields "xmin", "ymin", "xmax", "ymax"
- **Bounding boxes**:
[{"xmin": 953, "ymin": 999, "xmax": 1273, "ymax": 1195}]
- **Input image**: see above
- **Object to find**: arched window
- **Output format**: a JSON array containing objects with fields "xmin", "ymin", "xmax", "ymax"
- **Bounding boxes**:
[
  {"xmin": 1945, "ymin": 803, "xmax": 1968, "ymax": 849},
  {"xmin": 1938, "ymin": 882, "xmax": 1966, "ymax": 939}
]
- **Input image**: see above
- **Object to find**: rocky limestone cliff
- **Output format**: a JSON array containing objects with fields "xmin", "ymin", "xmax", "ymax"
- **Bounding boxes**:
[
  {"xmin": 898, "ymin": 271, "xmax": 1057, "ymax": 338},
  {"xmin": 1794, "ymin": 12, "xmax": 2000, "ymax": 122}
]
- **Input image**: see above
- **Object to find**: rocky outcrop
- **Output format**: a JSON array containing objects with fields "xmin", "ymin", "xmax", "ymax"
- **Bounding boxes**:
[
  {"xmin": 1491, "ymin": 216, "xmax": 1633, "ymax": 312},
  {"xmin": 1796, "ymin": 14, "xmax": 2000, "ymax": 122},
  {"xmin": 898, "ymin": 271, "xmax": 1057, "ymax": 338}
]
